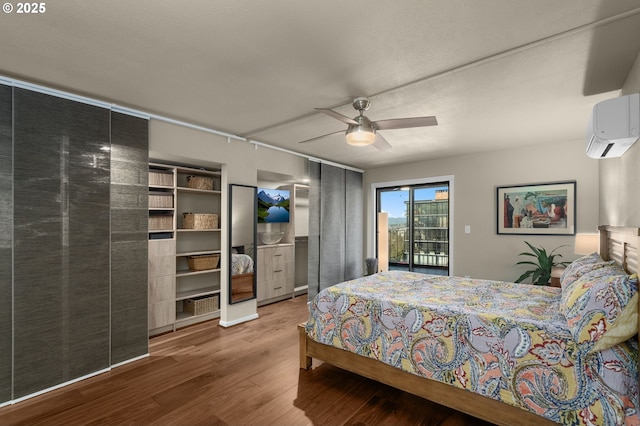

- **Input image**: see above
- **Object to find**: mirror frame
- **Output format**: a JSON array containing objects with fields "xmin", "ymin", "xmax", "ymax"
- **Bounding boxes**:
[{"xmin": 228, "ymin": 184, "xmax": 258, "ymax": 304}]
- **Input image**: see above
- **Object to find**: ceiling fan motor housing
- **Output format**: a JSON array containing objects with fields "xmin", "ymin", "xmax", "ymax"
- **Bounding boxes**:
[{"xmin": 352, "ymin": 97, "xmax": 371, "ymax": 112}]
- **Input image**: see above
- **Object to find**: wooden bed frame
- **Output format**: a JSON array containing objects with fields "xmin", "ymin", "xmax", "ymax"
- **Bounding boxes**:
[{"xmin": 299, "ymin": 225, "xmax": 640, "ymax": 426}]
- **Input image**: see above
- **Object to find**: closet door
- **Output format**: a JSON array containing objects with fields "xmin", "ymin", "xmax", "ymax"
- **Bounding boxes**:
[
  {"xmin": 13, "ymin": 89, "xmax": 111, "ymax": 398},
  {"xmin": 110, "ymin": 112, "xmax": 149, "ymax": 364},
  {"xmin": 0, "ymin": 84, "xmax": 12, "ymax": 404}
]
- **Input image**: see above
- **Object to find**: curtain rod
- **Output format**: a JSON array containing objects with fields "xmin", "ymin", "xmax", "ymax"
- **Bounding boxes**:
[{"xmin": 0, "ymin": 75, "xmax": 362, "ymax": 173}]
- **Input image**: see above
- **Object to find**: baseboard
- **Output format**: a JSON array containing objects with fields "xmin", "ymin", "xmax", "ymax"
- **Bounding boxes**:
[
  {"xmin": 10, "ymin": 367, "xmax": 111, "ymax": 405},
  {"xmin": 7, "ymin": 353, "xmax": 149, "ymax": 406},
  {"xmin": 219, "ymin": 313, "xmax": 259, "ymax": 327},
  {"xmin": 111, "ymin": 353, "xmax": 149, "ymax": 369}
]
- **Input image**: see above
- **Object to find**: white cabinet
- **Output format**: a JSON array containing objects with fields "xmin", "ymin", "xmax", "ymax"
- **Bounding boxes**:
[
  {"xmin": 148, "ymin": 163, "xmax": 222, "ymax": 336},
  {"xmin": 148, "ymin": 239, "xmax": 176, "ymax": 330},
  {"xmin": 257, "ymin": 244, "xmax": 294, "ymax": 305}
]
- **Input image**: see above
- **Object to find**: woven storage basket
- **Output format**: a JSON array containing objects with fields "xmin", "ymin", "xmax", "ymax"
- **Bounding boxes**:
[
  {"xmin": 183, "ymin": 295, "xmax": 218, "ymax": 316},
  {"xmin": 183, "ymin": 213, "xmax": 218, "ymax": 229},
  {"xmin": 187, "ymin": 254, "xmax": 220, "ymax": 271},
  {"xmin": 186, "ymin": 175, "xmax": 214, "ymax": 190},
  {"xmin": 149, "ymin": 170, "xmax": 173, "ymax": 186},
  {"xmin": 149, "ymin": 215, "xmax": 173, "ymax": 230},
  {"xmin": 148, "ymin": 193, "xmax": 173, "ymax": 208}
]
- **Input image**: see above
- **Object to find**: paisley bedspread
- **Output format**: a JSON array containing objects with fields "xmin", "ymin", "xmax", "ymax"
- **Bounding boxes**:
[
  {"xmin": 305, "ymin": 271, "xmax": 639, "ymax": 425},
  {"xmin": 231, "ymin": 253, "xmax": 253, "ymax": 275}
]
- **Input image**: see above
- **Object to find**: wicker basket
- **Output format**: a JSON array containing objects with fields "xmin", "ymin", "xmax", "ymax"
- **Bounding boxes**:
[
  {"xmin": 187, "ymin": 254, "xmax": 220, "ymax": 271},
  {"xmin": 183, "ymin": 295, "xmax": 219, "ymax": 316},
  {"xmin": 186, "ymin": 175, "xmax": 214, "ymax": 190},
  {"xmin": 149, "ymin": 215, "xmax": 173, "ymax": 230},
  {"xmin": 148, "ymin": 193, "xmax": 173, "ymax": 208},
  {"xmin": 149, "ymin": 170, "xmax": 173, "ymax": 186},
  {"xmin": 183, "ymin": 213, "xmax": 218, "ymax": 229}
]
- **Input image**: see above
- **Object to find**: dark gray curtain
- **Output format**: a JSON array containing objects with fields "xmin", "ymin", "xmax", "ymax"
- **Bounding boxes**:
[
  {"xmin": 0, "ymin": 86, "xmax": 149, "ymax": 404},
  {"xmin": 307, "ymin": 161, "xmax": 363, "ymax": 300},
  {"xmin": 0, "ymin": 84, "xmax": 12, "ymax": 404},
  {"xmin": 345, "ymin": 169, "xmax": 363, "ymax": 279}
]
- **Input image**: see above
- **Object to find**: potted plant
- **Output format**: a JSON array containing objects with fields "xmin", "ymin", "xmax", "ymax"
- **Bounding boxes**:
[{"xmin": 515, "ymin": 241, "xmax": 570, "ymax": 285}]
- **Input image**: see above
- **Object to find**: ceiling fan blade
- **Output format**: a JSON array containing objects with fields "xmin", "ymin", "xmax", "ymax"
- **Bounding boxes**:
[
  {"xmin": 315, "ymin": 108, "xmax": 358, "ymax": 125},
  {"xmin": 373, "ymin": 116, "xmax": 438, "ymax": 130},
  {"xmin": 372, "ymin": 133, "xmax": 392, "ymax": 151},
  {"xmin": 298, "ymin": 130, "xmax": 345, "ymax": 144}
]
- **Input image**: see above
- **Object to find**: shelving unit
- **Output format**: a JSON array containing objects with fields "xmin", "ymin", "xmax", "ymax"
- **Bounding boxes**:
[
  {"xmin": 148, "ymin": 164, "xmax": 176, "ymax": 238},
  {"xmin": 148, "ymin": 163, "xmax": 223, "ymax": 336}
]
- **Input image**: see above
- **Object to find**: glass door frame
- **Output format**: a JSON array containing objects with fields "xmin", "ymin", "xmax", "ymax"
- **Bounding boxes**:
[{"xmin": 370, "ymin": 175, "xmax": 455, "ymax": 275}]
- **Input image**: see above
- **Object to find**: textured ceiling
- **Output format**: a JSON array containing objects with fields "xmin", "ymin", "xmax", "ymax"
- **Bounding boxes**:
[{"xmin": 1, "ymin": 0, "xmax": 640, "ymax": 169}]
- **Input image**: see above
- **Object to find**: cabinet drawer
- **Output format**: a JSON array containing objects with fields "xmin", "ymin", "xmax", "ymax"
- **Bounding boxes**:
[{"xmin": 257, "ymin": 244, "xmax": 294, "ymax": 301}]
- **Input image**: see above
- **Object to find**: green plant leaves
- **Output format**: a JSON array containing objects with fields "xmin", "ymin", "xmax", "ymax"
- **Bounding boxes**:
[{"xmin": 514, "ymin": 242, "xmax": 569, "ymax": 285}]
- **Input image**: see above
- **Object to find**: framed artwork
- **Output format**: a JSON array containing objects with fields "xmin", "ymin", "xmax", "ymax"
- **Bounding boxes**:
[{"xmin": 497, "ymin": 181, "xmax": 576, "ymax": 235}]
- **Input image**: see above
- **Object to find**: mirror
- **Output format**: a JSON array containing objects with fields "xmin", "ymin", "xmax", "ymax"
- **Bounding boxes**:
[{"xmin": 228, "ymin": 184, "xmax": 257, "ymax": 304}]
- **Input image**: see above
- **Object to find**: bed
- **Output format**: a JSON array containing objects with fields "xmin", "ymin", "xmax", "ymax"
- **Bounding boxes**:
[
  {"xmin": 231, "ymin": 251, "xmax": 254, "ymax": 301},
  {"xmin": 299, "ymin": 225, "xmax": 640, "ymax": 425}
]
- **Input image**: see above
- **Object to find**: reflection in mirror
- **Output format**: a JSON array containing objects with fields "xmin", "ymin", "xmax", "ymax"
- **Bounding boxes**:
[{"xmin": 229, "ymin": 184, "xmax": 257, "ymax": 304}]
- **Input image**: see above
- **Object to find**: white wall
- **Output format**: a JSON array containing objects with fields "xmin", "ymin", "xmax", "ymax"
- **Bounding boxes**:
[
  {"xmin": 364, "ymin": 139, "xmax": 599, "ymax": 282},
  {"xmin": 599, "ymin": 51, "xmax": 640, "ymax": 227},
  {"xmin": 149, "ymin": 119, "xmax": 307, "ymax": 325}
]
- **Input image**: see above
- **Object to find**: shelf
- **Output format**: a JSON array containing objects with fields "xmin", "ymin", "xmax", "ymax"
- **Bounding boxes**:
[
  {"xmin": 176, "ymin": 187, "xmax": 222, "ymax": 195},
  {"xmin": 176, "ymin": 268, "xmax": 221, "ymax": 278},
  {"xmin": 176, "ymin": 287, "xmax": 220, "ymax": 301},
  {"xmin": 176, "ymin": 166, "xmax": 221, "ymax": 174},
  {"xmin": 149, "ymin": 207, "xmax": 175, "ymax": 211},
  {"xmin": 176, "ymin": 310, "xmax": 220, "ymax": 324},
  {"xmin": 177, "ymin": 228, "xmax": 220, "ymax": 232},
  {"xmin": 177, "ymin": 250, "xmax": 221, "ymax": 257}
]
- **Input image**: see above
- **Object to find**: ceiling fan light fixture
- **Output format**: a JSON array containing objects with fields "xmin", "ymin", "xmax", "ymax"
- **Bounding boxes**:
[
  {"xmin": 308, "ymin": 97, "xmax": 437, "ymax": 150},
  {"xmin": 346, "ymin": 128, "xmax": 376, "ymax": 146},
  {"xmin": 345, "ymin": 115, "xmax": 376, "ymax": 146}
]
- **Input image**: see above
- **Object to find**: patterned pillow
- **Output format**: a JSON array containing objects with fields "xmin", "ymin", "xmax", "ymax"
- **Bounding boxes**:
[
  {"xmin": 560, "ymin": 253, "xmax": 607, "ymax": 289},
  {"xmin": 560, "ymin": 260, "xmax": 622, "ymax": 289},
  {"xmin": 561, "ymin": 269, "xmax": 638, "ymax": 352},
  {"xmin": 561, "ymin": 263, "xmax": 616, "ymax": 309}
]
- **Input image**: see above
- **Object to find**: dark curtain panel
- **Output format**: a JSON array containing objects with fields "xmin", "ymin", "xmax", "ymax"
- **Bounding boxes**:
[
  {"xmin": 307, "ymin": 161, "xmax": 321, "ymax": 300},
  {"xmin": 319, "ymin": 163, "xmax": 346, "ymax": 287},
  {"xmin": 345, "ymin": 170, "xmax": 363, "ymax": 280},
  {"xmin": 13, "ymin": 89, "xmax": 111, "ymax": 398},
  {"xmin": 307, "ymin": 161, "xmax": 363, "ymax": 301},
  {"xmin": 110, "ymin": 112, "xmax": 149, "ymax": 365},
  {"xmin": 0, "ymin": 84, "xmax": 12, "ymax": 404}
]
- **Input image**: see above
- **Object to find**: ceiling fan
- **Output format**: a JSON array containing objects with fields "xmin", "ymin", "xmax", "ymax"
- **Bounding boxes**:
[{"xmin": 300, "ymin": 97, "xmax": 437, "ymax": 151}]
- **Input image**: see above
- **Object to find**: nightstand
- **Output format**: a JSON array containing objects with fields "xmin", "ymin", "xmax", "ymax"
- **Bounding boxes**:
[{"xmin": 550, "ymin": 266, "xmax": 564, "ymax": 288}]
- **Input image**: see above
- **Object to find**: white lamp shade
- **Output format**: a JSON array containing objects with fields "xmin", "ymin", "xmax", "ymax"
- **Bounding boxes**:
[
  {"xmin": 574, "ymin": 233, "xmax": 599, "ymax": 255},
  {"xmin": 345, "ymin": 129, "xmax": 376, "ymax": 146}
]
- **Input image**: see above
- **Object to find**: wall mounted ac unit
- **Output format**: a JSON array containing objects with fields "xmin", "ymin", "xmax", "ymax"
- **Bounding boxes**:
[{"xmin": 586, "ymin": 93, "xmax": 639, "ymax": 158}]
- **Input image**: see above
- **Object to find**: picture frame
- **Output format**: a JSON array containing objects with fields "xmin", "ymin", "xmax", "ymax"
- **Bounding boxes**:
[{"xmin": 497, "ymin": 181, "xmax": 576, "ymax": 235}]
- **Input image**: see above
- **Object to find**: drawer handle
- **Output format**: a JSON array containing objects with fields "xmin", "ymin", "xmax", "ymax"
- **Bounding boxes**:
[
  {"xmin": 274, "ymin": 269, "xmax": 283, "ymax": 272},
  {"xmin": 274, "ymin": 286, "xmax": 282, "ymax": 290},
  {"xmin": 274, "ymin": 254, "xmax": 282, "ymax": 257}
]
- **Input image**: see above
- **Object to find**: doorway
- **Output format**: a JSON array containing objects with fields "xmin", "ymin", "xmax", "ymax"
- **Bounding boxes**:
[{"xmin": 377, "ymin": 181, "xmax": 450, "ymax": 275}]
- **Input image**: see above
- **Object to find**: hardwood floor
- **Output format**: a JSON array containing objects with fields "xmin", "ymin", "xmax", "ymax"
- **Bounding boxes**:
[{"xmin": 0, "ymin": 296, "xmax": 495, "ymax": 425}]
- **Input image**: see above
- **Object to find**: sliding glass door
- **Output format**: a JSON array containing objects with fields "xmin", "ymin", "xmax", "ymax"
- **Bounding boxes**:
[{"xmin": 377, "ymin": 182, "xmax": 449, "ymax": 275}]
